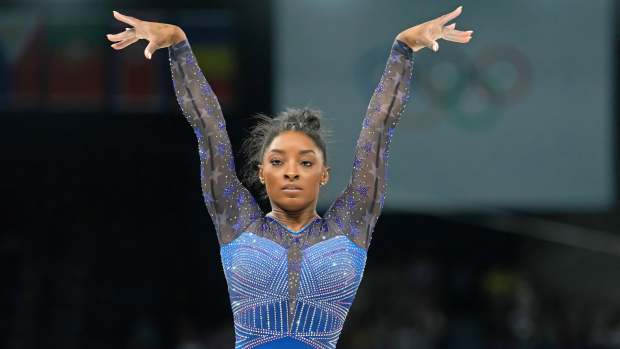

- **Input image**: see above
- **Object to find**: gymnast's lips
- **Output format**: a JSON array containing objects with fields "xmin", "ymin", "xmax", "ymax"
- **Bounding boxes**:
[{"xmin": 282, "ymin": 184, "xmax": 302, "ymax": 192}]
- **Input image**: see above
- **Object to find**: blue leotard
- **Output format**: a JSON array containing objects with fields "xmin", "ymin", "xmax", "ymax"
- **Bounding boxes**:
[{"xmin": 168, "ymin": 38, "xmax": 413, "ymax": 348}]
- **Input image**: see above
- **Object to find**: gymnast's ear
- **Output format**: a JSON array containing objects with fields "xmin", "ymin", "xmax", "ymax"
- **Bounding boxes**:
[
  {"xmin": 257, "ymin": 164, "xmax": 264, "ymax": 184},
  {"xmin": 321, "ymin": 166, "xmax": 330, "ymax": 186}
]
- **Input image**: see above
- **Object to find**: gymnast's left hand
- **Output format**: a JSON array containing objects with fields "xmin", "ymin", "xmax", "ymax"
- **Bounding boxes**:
[{"xmin": 396, "ymin": 5, "xmax": 473, "ymax": 52}]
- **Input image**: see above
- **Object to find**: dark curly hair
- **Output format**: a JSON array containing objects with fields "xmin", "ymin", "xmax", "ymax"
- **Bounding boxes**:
[{"xmin": 241, "ymin": 107, "xmax": 329, "ymax": 199}]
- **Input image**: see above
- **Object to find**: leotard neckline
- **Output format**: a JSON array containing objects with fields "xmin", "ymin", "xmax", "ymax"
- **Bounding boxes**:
[{"xmin": 265, "ymin": 214, "xmax": 321, "ymax": 235}]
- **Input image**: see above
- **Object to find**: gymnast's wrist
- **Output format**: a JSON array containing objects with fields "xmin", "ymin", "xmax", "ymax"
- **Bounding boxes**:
[{"xmin": 170, "ymin": 25, "xmax": 188, "ymax": 45}]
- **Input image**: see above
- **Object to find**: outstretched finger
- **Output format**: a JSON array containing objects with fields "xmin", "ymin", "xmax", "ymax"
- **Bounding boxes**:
[
  {"xmin": 113, "ymin": 11, "xmax": 140, "ymax": 26},
  {"xmin": 106, "ymin": 29, "xmax": 134, "ymax": 42},
  {"xmin": 437, "ymin": 6, "xmax": 462, "ymax": 25},
  {"xmin": 443, "ymin": 32, "xmax": 472, "ymax": 43},
  {"xmin": 111, "ymin": 36, "xmax": 139, "ymax": 50},
  {"xmin": 444, "ymin": 29, "xmax": 473, "ymax": 40}
]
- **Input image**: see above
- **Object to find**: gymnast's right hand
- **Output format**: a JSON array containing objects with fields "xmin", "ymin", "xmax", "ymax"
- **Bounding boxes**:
[{"xmin": 106, "ymin": 11, "xmax": 187, "ymax": 60}]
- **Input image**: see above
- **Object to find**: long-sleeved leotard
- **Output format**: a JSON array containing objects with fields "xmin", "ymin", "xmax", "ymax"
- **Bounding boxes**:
[{"xmin": 169, "ymin": 38, "xmax": 413, "ymax": 349}]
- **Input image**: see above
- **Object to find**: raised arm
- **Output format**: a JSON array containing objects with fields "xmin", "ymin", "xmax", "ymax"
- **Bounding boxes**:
[
  {"xmin": 107, "ymin": 11, "xmax": 262, "ymax": 245},
  {"xmin": 324, "ymin": 6, "xmax": 473, "ymax": 250}
]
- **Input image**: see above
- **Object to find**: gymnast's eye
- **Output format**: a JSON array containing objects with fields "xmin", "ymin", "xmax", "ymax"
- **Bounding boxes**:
[
  {"xmin": 270, "ymin": 159, "xmax": 283, "ymax": 166},
  {"xmin": 301, "ymin": 160, "xmax": 313, "ymax": 167}
]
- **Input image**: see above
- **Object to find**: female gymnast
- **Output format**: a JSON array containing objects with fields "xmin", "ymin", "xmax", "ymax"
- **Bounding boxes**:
[{"xmin": 107, "ymin": 6, "xmax": 472, "ymax": 348}]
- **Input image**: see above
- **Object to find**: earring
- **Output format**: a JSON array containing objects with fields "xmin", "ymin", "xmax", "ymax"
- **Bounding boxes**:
[{"xmin": 259, "ymin": 177, "xmax": 264, "ymax": 184}]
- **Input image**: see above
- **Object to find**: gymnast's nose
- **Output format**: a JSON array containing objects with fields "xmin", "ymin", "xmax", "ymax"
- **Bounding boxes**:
[
  {"xmin": 284, "ymin": 163, "xmax": 300, "ymax": 181},
  {"xmin": 284, "ymin": 172, "xmax": 299, "ymax": 181}
]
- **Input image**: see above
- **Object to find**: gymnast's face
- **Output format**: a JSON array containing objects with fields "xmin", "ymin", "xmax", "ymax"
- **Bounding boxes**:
[{"xmin": 259, "ymin": 131, "xmax": 329, "ymax": 213}]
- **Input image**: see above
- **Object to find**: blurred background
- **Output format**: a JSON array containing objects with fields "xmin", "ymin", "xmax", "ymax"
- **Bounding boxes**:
[{"xmin": 2, "ymin": 0, "xmax": 620, "ymax": 348}]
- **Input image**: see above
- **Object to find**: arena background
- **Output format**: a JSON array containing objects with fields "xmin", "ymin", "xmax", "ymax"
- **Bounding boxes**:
[{"xmin": 2, "ymin": 0, "xmax": 620, "ymax": 348}]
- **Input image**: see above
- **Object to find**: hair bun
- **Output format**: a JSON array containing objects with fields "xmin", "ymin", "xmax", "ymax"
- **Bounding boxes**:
[{"xmin": 301, "ymin": 108, "xmax": 321, "ymax": 131}]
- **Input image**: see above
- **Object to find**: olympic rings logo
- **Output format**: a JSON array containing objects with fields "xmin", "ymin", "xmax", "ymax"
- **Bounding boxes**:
[{"xmin": 356, "ymin": 44, "xmax": 532, "ymax": 130}]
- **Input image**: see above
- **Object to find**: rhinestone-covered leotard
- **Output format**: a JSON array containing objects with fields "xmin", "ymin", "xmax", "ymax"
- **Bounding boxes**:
[{"xmin": 168, "ymin": 38, "xmax": 413, "ymax": 348}]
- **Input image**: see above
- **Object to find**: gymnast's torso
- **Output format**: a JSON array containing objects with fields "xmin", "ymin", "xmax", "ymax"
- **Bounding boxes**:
[{"xmin": 221, "ymin": 216, "xmax": 366, "ymax": 348}]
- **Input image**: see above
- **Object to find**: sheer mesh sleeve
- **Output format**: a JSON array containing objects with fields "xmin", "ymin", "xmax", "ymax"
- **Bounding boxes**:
[
  {"xmin": 325, "ymin": 39, "xmax": 414, "ymax": 250},
  {"xmin": 168, "ymin": 40, "xmax": 262, "ymax": 245}
]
